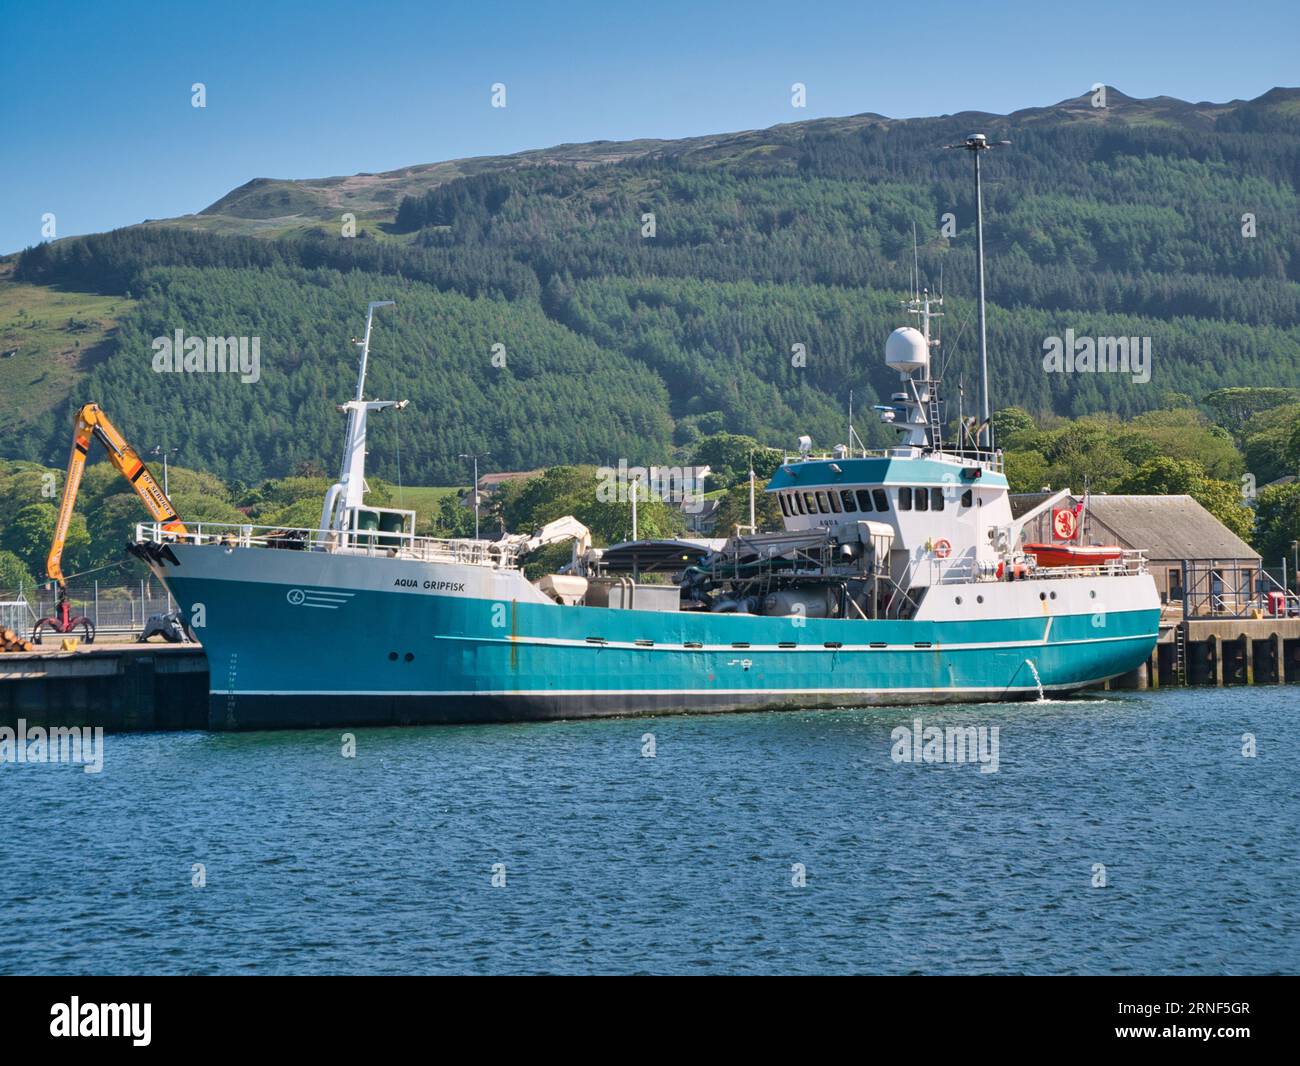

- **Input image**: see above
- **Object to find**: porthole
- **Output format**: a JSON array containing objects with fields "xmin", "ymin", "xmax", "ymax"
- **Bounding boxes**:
[
  {"xmin": 955, "ymin": 596, "xmax": 963, "ymax": 605},
  {"xmin": 404, "ymin": 652, "xmax": 415, "ymax": 662},
  {"xmin": 1089, "ymin": 590, "xmax": 1097, "ymax": 598},
  {"xmin": 1049, "ymin": 591, "xmax": 1057, "ymax": 600},
  {"xmin": 976, "ymin": 595, "xmax": 984, "ymax": 604},
  {"xmin": 388, "ymin": 651, "xmax": 398, "ymax": 661},
  {"xmin": 1039, "ymin": 592, "xmax": 1047, "ymax": 601}
]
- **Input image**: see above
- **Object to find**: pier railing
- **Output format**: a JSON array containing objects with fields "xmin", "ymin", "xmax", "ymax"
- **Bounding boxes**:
[
  {"xmin": 136, "ymin": 521, "xmax": 523, "ymax": 570},
  {"xmin": 1169, "ymin": 560, "xmax": 1300, "ymax": 620}
]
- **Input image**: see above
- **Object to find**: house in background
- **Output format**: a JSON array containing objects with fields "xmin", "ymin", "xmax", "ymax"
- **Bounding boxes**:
[
  {"xmin": 475, "ymin": 469, "xmax": 545, "ymax": 499},
  {"xmin": 1010, "ymin": 493, "xmax": 1261, "ymax": 611},
  {"xmin": 459, "ymin": 469, "xmax": 545, "ymax": 513}
]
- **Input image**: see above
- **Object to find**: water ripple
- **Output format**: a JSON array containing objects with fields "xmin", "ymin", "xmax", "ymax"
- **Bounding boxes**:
[{"xmin": 0, "ymin": 687, "xmax": 1296, "ymax": 974}]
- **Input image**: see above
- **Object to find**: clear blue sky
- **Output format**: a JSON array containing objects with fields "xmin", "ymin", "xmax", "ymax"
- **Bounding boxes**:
[{"xmin": 1, "ymin": 0, "xmax": 1296, "ymax": 254}]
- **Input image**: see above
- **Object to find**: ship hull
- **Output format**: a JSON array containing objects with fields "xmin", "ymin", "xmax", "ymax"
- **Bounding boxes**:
[{"xmin": 147, "ymin": 544, "xmax": 1162, "ymax": 729}]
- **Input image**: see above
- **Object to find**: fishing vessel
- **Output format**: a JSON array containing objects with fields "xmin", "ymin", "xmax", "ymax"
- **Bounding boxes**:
[{"xmin": 128, "ymin": 136, "xmax": 1161, "ymax": 728}]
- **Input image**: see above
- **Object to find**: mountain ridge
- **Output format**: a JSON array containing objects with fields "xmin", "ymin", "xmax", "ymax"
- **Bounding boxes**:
[{"xmin": 140, "ymin": 85, "xmax": 1299, "ymax": 238}]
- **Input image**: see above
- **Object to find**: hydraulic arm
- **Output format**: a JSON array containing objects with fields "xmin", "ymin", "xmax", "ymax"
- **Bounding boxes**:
[{"xmin": 46, "ymin": 403, "xmax": 187, "ymax": 588}]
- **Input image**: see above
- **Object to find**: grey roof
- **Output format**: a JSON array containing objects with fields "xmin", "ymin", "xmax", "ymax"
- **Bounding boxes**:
[
  {"xmin": 1009, "ymin": 491, "xmax": 1054, "ymax": 518},
  {"xmin": 1085, "ymin": 495, "xmax": 1259, "ymax": 560},
  {"xmin": 1009, "ymin": 493, "xmax": 1259, "ymax": 561}
]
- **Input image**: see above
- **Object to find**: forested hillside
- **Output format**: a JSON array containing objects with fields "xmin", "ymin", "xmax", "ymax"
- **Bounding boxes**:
[{"xmin": 4, "ymin": 86, "xmax": 1300, "ymax": 487}]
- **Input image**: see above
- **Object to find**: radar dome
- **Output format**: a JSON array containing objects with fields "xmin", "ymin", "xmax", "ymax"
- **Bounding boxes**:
[{"xmin": 885, "ymin": 326, "xmax": 929, "ymax": 373}]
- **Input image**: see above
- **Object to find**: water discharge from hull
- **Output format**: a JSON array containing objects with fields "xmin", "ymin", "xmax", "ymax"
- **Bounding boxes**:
[{"xmin": 1024, "ymin": 658, "xmax": 1046, "ymax": 701}]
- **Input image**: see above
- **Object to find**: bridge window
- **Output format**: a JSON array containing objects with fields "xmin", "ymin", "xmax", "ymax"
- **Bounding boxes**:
[
  {"xmin": 914, "ymin": 488, "xmax": 928, "ymax": 512},
  {"xmin": 872, "ymin": 489, "xmax": 889, "ymax": 511},
  {"xmin": 855, "ymin": 489, "xmax": 874, "ymax": 512},
  {"xmin": 961, "ymin": 488, "xmax": 973, "ymax": 508},
  {"xmin": 815, "ymin": 491, "xmax": 829, "ymax": 513},
  {"xmin": 840, "ymin": 490, "xmax": 857, "ymax": 513},
  {"xmin": 827, "ymin": 490, "xmax": 842, "ymax": 514},
  {"xmin": 779, "ymin": 493, "xmax": 791, "ymax": 517},
  {"xmin": 802, "ymin": 492, "xmax": 817, "ymax": 514},
  {"xmin": 793, "ymin": 492, "xmax": 806, "ymax": 515},
  {"xmin": 898, "ymin": 487, "xmax": 912, "ymax": 511},
  {"xmin": 931, "ymin": 488, "xmax": 945, "ymax": 511}
]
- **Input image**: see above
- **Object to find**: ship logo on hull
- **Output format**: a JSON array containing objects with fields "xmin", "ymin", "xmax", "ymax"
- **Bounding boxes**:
[{"xmin": 286, "ymin": 588, "xmax": 355, "ymax": 609}]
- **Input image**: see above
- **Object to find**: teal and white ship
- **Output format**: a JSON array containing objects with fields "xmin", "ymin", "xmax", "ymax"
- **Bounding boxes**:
[{"xmin": 132, "ymin": 137, "xmax": 1161, "ymax": 728}]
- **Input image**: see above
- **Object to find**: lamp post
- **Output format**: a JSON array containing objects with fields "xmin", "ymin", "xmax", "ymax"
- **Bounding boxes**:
[
  {"xmin": 150, "ymin": 444, "xmax": 179, "ymax": 496},
  {"xmin": 943, "ymin": 132, "xmax": 1009, "ymax": 453},
  {"xmin": 459, "ymin": 452, "xmax": 489, "ymax": 540},
  {"xmin": 630, "ymin": 471, "xmax": 640, "ymax": 541}
]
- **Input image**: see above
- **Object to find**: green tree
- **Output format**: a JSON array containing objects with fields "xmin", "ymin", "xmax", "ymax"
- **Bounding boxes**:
[
  {"xmin": 1203, "ymin": 388, "xmax": 1300, "ymax": 431},
  {"xmin": 1116, "ymin": 456, "xmax": 1207, "ymax": 495},
  {"xmin": 1253, "ymin": 482, "xmax": 1300, "ymax": 570},
  {"xmin": 1241, "ymin": 403, "xmax": 1300, "ymax": 486},
  {"xmin": 1, "ymin": 503, "xmax": 89, "ymax": 581},
  {"xmin": 692, "ymin": 433, "xmax": 782, "ymax": 489},
  {"xmin": 1287, "ymin": 418, "xmax": 1300, "ymax": 475},
  {"xmin": 433, "ymin": 494, "xmax": 477, "ymax": 539},
  {"xmin": 1117, "ymin": 457, "xmax": 1254, "ymax": 542},
  {"xmin": 1003, "ymin": 449, "xmax": 1052, "ymax": 494},
  {"xmin": 1042, "ymin": 420, "xmax": 1129, "ymax": 493},
  {"xmin": 0, "ymin": 549, "xmax": 36, "ymax": 596},
  {"xmin": 991, "ymin": 406, "xmax": 1036, "ymax": 447},
  {"xmin": 1123, "ymin": 409, "xmax": 1243, "ymax": 481},
  {"xmin": 709, "ymin": 481, "xmax": 784, "ymax": 535}
]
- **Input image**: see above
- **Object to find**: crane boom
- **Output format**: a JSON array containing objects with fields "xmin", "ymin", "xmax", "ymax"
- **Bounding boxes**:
[{"xmin": 47, "ymin": 403, "xmax": 187, "ymax": 588}]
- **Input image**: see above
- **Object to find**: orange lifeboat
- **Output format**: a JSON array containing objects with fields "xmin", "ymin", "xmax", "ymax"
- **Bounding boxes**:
[{"xmin": 1024, "ymin": 543, "xmax": 1124, "ymax": 568}]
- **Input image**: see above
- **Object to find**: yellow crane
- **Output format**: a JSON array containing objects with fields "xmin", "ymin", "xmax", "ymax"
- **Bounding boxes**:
[{"xmin": 35, "ymin": 403, "xmax": 187, "ymax": 644}]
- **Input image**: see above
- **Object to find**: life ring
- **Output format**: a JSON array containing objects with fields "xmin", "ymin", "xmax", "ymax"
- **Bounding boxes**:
[{"xmin": 933, "ymin": 538, "xmax": 952, "ymax": 559}]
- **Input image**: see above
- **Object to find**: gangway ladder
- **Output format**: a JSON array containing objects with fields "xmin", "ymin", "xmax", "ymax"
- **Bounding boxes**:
[{"xmin": 1174, "ymin": 621, "xmax": 1189, "ymax": 686}]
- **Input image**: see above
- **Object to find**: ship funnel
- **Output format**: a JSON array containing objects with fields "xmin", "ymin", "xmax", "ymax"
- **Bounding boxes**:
[{"xmin": 885, "ymin": 326, "xmax": 929, "ymax": 374}]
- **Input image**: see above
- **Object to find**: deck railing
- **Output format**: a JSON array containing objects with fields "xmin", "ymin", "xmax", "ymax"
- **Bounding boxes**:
[
  {"xmin": 785, "ymin": 447, "xmax": 1005, "ymax": 474},
  {"xmin": 135, "ymin": 521, "xmax": 522, "ymax": 570},
  {"xmin": 913, "ymin": 549, "xmax": 1148, "ymax": 588}
]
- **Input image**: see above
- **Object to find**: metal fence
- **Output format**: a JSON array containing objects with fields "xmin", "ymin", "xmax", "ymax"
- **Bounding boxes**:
[
  {"xmin": 1176, "ymin": 561, "xmax": 1300, "ymax": 619},
  {"xmin": 0, "ymin": 580, "xmax": 175, "ymax": 637}
]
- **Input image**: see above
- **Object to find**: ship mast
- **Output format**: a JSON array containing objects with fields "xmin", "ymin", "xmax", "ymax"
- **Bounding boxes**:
[{"xmin": 321, "ymin": 300, "xmax": 407, "ymax": 534}]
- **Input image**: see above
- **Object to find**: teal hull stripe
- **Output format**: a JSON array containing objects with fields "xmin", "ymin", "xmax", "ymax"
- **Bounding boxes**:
[{"xmin": 425, "ymin": 630, "xmax": 1157, "ymax": 653}]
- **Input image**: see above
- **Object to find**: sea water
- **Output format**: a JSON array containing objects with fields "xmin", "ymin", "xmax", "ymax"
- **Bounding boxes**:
[{"xmin": 1, "ymin": 687, "xmax": 1295, "ymax": 974}]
